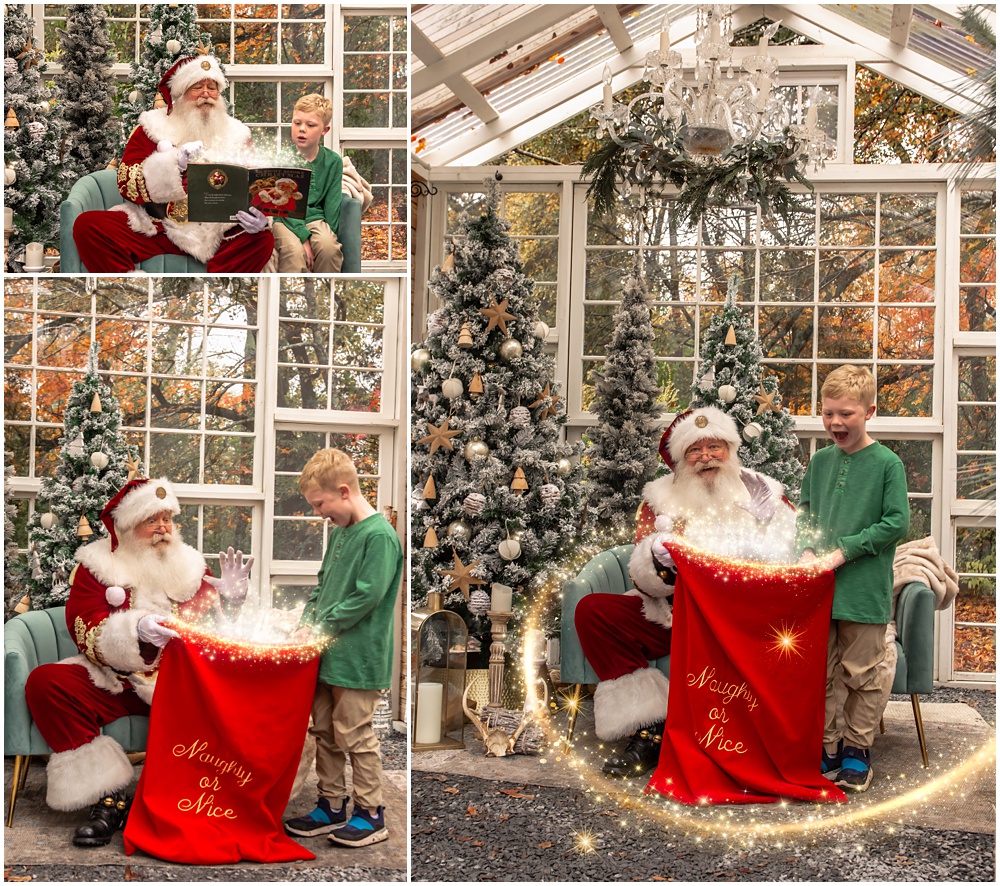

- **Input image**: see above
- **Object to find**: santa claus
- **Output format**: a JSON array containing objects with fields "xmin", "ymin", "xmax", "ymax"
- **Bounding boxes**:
[
  {"xmin": 72, "ymin": 54, "xmax": 273, "ymax": 273},
  {"xmin": 24, "ymin": 478, "xmax": 252, "ymax": 847},
  {"xmin": 574, "ymin": 406, "xmax": 796, "ymax": 778}
]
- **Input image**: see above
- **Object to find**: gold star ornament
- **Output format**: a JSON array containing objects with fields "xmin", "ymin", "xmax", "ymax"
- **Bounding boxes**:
[
  {"xmin": 754, "ymin": 383, "xmax": 781, "ymax": 415},
  {"xmin": 479, "ymin": 298, "xmax": 517, "ymax": 336},
  {"xmin": 416, "ymin": 418, "xmax": 462, "ymax": 455},
  {"xmin": 529, "ymin": 382, "xmax": 562, "ymax": 419},
  {"xmin": 440, "ymin": 552, "xmax": 485, "ymax": 600}
]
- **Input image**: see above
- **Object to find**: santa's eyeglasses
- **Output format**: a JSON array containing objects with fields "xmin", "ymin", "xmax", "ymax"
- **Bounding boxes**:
[
  {"xmin": 185, "ymin": 80, "xmax": 220, "ymax": 95},
  {"xmin": 684, "ymin": 443, "xmax": 727, "ymax": 461},
  {"xmin": 142, "ymin": 514, "xmax": 175, "ymax": 528}
]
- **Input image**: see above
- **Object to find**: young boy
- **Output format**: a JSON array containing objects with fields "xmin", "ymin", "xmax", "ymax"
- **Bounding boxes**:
[
  {"xmin": 284, "ymin": 449, "xmax": 403, "ymax": 846},
  {"xmin": 797, "ymin": 365, "xmax": 909, "ymax": 792},
  {"xmin": 266, "ymin": 94, "xmax": 344, "ymax": 273}
]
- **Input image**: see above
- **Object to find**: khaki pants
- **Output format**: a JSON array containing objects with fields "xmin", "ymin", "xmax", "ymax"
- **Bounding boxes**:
[
  {"xmin": 265, "ymin": 219, "xmax": 344, "ymax": 273},
  {"xmin": 309, "ymin": 682, "xmax": 383, "ymax": 811},
  {"xmin": 824, "ymin": 620, "xmax": 888, "ymax": 752}
]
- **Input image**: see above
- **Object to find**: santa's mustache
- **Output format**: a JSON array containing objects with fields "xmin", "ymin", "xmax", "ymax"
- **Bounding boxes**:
[{"xmin": 695, "ymin": 459, "xmax": 724, "ymax": 473}]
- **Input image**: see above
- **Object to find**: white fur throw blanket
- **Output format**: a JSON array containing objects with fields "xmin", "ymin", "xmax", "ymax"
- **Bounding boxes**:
[
  {"xmin": 892, "ymin": 536, "xmax": 959, "ymax": 611},
  {"xmin": 341, "ymin": 156, "xmax": 374, "ymax": 212}
]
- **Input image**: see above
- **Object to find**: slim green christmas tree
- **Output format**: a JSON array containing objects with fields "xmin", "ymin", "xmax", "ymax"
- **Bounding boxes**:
[
  {"xmin": 692, "ymin": 282, "xmax": 804, "ymax": 499},
  {"xmin": 3, "ymin": 3, "xmax": 72, "ymax": 262},
  {"xmin": 585, "ymin": 265, "xmax": 663, "ymax": 534},
  {"xmin": 4, "ymin": 450, "xmax": 28, "ymax": 620},
  {"xmin": 59, "ymin": 4, "xmax": 119, "ymax": 177},
  {"xmin": 410, "ymin": 179, "xmax": 585, "ymax": 640},
  {"xmin": 117, "ymin": 4, "xmax": 212, "ymax": 153},
  {"xmin": 25, "ymin": 348, "xmax": 140, "ymax": 610}
]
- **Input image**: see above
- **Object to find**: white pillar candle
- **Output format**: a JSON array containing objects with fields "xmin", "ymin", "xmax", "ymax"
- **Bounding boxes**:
[
  {"xmin": 25, "ymin": 241, "xmax": 43, "ymax": 268},
  {"xmin": 4, "ymin": 207, "xmax": 12, "ymax": 230},
  {"xmin": 659, "ymin": 14, "xmax": 671, "ymax": 54},
  {"xmin": 491, "ymin": 583, "xmax": 513, "ymax": 613},
  {"xmin": 415, "ymin": 682, "xmax": 443, "ymax": 744},
  {"xmin": 602, "ymin": 64, "xmax": 613, "ymax": 112}
]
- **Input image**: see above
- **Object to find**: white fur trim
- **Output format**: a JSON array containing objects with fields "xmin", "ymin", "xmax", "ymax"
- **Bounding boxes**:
[
  {"xmin": 138, "ymin": 107, "xmax": 251, "ymax": 155},
  {"xmin": 168, "ymin": 56, "xmax": 227, "ymax": 99},
  {"xmin": 141, "ymin": 148, "xmax": 187, "ymax": 203},
  {"xmin": 45, "ymin": 736, "xmax": 134, "ymax": 811},
  {"xmin": 58, "ymin": 654, "xmax": 124, "ymax": 695},
  {"xmin": 639, "ymin": 595, "xmax": 674, "ymax": 629},
  {"xmin": 111, "ymin": 478, "xmax": 179, "ymax": 533},
  {"xmin": 128, "ymin": 672, "xmax": 157, "ymax": 706},
  {"xmin": 667, "ymin": 406, "xmax": 741, "ymax": 466},
  {"xmin": 161, "ymin": 219, "xmax": 230, "ymax": 264},
  {"xmin": 76, "ymin": 536, "xmax": 207, "ymax": 604},
  {"xmin": 628, "ymin": 535, "xmax": 674, "ymax": 600},
  {"xmin": 110, "ymin": 202, "xmax": 159, "ymax": 235},
  {"xmin": 593, "ymin": 668, "xmax": 669, "ymax": 741},
  {"xmin": 96, "ymin": 609, "xmax": 161, "ymax": 673}
]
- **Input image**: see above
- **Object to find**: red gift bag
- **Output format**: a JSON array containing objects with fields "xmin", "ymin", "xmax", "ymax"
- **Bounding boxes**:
[
  {"xmin": 124, "ymin": 624, "xmax": 320, "ymax": 864},
  {"xmin": 646, "ymin": 542, "xmax": 846, "ymax": 805}
]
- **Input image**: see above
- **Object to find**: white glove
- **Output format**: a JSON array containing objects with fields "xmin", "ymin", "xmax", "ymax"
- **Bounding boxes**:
[
  {"xmin": 137, "ymin": 614, "xmax": 180, "ymax": 648},
  {"xmin": 736, "ymin": 469, "xmax": 778, "ymax": 523},
  {"xmin": 652, "ymin": 533, "xmax": 675, "ymax": 569},
  {"xmin": 177, "ymin": 140, "xmax": 204, "ymax": 173},
  {"xmin": 236, "ymin": 207, "xmax": 267, "ymax": 234},
  {"xmin": 204, "ymin": 547, "xmax": 254, "ymax": 606}
]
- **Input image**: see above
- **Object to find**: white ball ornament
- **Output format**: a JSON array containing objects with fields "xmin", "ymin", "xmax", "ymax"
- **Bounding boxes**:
[
  {"xmin": 718, "ymin": 384, "xmax": 738, "ymax": 404},
  {"xmin": 411, "ymin": 348, "xmax": 431, "ymax": 372},
  {"xmin": 90, "ymin": 451, "xmax": 109, "ymax": 470},
  {"xmin": 129, "ymin": 89, "xmax": 140, "ymax": 104},
  {"xmin": 498, "ymin": 537, "xmax": 522, "ymax": 561},
  {"xmin": 468, "ymin": 588, "xmax": 490, "ymax": 616},
  {"xmin": 533, "ymin": 321, "xmax": 549, "ymax": 339},
  {"xmin": 426, "ymin": 310, "xmax": 448, "ymax": 336},
  {"xmin": 498, "ymin": 338, "xmax": 522, "ymax": 362},
  {"xmin": 539, "ymin": 483, "xmax": 561, "ymax": 507},
  {"xmin": 441, "ymin": 376, "xmax": 464, "ymax": 399},
  {"xmin": 166, "ymin": 39, "xmax": 182, "ymax": 55},
  {"xmin": 556, "ymin": 457, "xmax": 573, "ymax": 476},
  {"xmin": 742, "ymin": 422, "xmax": 763, "ymax": 441},
  {"xmin": 509, "ymin": 405, "xmax": 531, "ymax": 429},
  {"xmin": 4, "ymin": 58, "xmax": 17, "ymax": 75},
  {"xmin": 4, "ymin": 163, "xmax": 16, "ymax": 186},
  {"xmin": 39, "ymin": 512, "xmax": 58, "ymax": 530},
  {"xmin": 464, "ymin": 439, "xmax": 490, "ymax": 461},
  {"xmin": 462, "ymin": 492, "xmax": 487, "ymax": 517},
  {"xmin": 106, "ymin": 586, "xmax": 127, "ymax": 608}
]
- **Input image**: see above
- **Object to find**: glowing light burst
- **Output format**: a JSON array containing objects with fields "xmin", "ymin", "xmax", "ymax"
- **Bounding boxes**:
[
  {"xmin": 522, "ymin": 535, "xmax": 997, "ymax": 848},
  {"xmin": 169, "ymin": 619, "xmax": 327, "ymax": 665},
  {"xmin": 767, "ymin": 621, "xmax": 805, "ymax": 659}
]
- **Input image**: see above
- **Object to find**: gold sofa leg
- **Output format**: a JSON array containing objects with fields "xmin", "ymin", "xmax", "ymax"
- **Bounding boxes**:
[
  {"xmin": 911, "ymin": 694, "xmax": 929, "ymax": 768},
  {"xmin": 6, "ymin": 755, "xmax": 28, "ymax": 828}
]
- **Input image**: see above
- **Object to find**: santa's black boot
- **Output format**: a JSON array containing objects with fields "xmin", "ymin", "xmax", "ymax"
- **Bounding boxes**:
[
  {"xmin": 602, "ymin": 722, "xmax": 665, "ymax": 778},
  {"xmin": 72, "ymin": 789, "xmax": 131, "ymax": 847}
]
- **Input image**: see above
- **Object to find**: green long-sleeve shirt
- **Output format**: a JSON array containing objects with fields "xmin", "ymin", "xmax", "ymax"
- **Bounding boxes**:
[
  {"xmin": 275, "ymin": 145, "xmax": 343, "ymax": 243},
  {"xmin": 796, "ymin": 441, "xmax": 910, "ymax": 623},
  {"xmin": 300, "ymin": 513, "xmax": 403, "ymax": 689}
]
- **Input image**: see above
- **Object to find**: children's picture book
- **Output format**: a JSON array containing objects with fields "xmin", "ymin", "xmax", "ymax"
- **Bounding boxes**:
[{"xmin": 187, "ymin": 164, "xmax": 311, "ymax": 223}]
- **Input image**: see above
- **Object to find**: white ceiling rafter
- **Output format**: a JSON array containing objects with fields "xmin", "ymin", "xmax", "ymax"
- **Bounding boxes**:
[
  {"xmin": 594, "ymin": 4, "xmax": 634, "ymax": 52},
  {"xmin": 889, "ymin": 4, "xmax": 915, "ymax": 47},
  {"xmin": 411, "ymin": 23, "xmax": 501, "ymax": 125}
]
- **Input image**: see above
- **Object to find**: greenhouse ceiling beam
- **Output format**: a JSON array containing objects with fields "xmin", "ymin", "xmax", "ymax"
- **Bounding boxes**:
[
  {"xmin": 412, "ymin": 23, "xmax": 500, "ymax": 126},
  {"xmin": 777, "ymin": 4, "xmax": 985, "ymax": 114},
  {"xmin": 420, "ymin": 5, "xmax": 758, "ymax": 168},
  {"xmin": 413, "ymin": 4, "xmax": 590, "ymax": 97},
  {"xmin": 595, "ymin": 4, "xmax": 633, "ymax": 52},
  {"xmin": 889, "ymin": 4, "xmax": 914, "ymax": 47}
]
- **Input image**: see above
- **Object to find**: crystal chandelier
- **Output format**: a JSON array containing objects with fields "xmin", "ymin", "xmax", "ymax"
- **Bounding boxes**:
[{"xmin": 587, "ymin": 5, "xmax": 834, "ymax": 221}]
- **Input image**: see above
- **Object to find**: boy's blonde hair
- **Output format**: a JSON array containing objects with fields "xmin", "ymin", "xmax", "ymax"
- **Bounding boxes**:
[
  {"xmin": 821, "ymin": 365, "xmax": 876, "ymax": 408},
  {"xmin": 293, "ymin": 94, "xmax": 333, "ymax": 127},
  {"xmin": 298, "ymin": 448, "xmax": 360, "ymax": 494}
]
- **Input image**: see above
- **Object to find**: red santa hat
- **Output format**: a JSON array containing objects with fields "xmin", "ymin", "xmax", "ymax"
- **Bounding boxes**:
[
  {"xmin": 157, "ymin": 54, "xmax": 227, "ymax": 114},
  {"xmin": 658, "ymin": 406, "xmax": 741, "ymax": 471},
  {"xmin": 100, "ymin": 478, "xmax": 180, "ymax": 551}
]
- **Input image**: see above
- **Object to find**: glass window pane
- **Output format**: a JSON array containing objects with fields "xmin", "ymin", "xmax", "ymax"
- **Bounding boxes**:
[
  {"xmin": 878, "ymin": 251, "xmax": 935, "ymax": 302},
  {"xmin": 277, "ymin": 364, "xmax": 328, "ymax": 409},
  {"xmin": 759, "ymin": 250, "xmax": 814, "ymax": 301},
  {"xmin": 961, "ymin": 190, "xmax": 996, "ymax": 235},
  {"xmin": 344, "ymin": 91, "xmax": 388, "ymax": 128},
  {"xmin": 957, "ymin": 404, "xmax": 996, "ymax": 451},
  {"xmin": 953, "ymin": 626, "xmax": 996, "ymax": 674},
  {"xmin": 4, "ymin": 370, "xmax": 32, "ymax": 421},
  {"xmin": 519, "ymin": 238, "xmax": 558, "ymax": 282},
  {"xmin": 36, "ymin": 316, "xmax": 90, "ymax": 368},
  {"xmin": 150, "ymin": 432, "xmax": 200, "ymax": 483},
  {"xmin": 273, "ymin": 518, "xmax": 324, "ymax": 560},
  {"xmin": 234, "ymin": 21, "xmax": 277, "ymax": 63},
  {"xmin": 879, "ymin": 439, "xmax": 933, "ymax": 494},
  {"xmin": 586, "ymin": 250, "xmax": 637, "ymax": 300},
  {"xmin": 336, "ymin": 281, "xmax": 384, "ymax": 324},
  {"xmin": 203, "ymin": 505, "xmax": 253, "ymax": 553},
  {"xmin": 817, "ymin": 307, "xmax": 873, "ymax": 359},
  {"xmin": 820, "ymin": 193, "xmax": 875, "ymax": 246},
  {"xmin": 878, "ymin": 307, "xmax": 934, "ymax": 360},
  {"xmin": 344, "ymin": 14, "xmax": 389, "ymax": 52},
  {"xmin": 234, "ymin": 81, "xmax": 277, "ymax": 124},
  {"xmin": 960, "ymin": 286, "xmax": 996, "ymax": 333},
  {"xmin": 344, "ymin": 53, "xmax": 388, "ymax": 90},
  {"xmin": 504, "ymin": 192, "xmax": 560, "ymax": 236},
  {"xmin": 331, "ymin": 370, "xmax": 381, "ymax": 411},
  {"xmin": 651, "ymin": 306, "xmax": 696, "ymax": 357},
  {"xmin": 957, "ymin": 454, "xmax": 995, "ymax": 500},
  {"xmin": 819, "ymin": 250, "xmax": 875, "ymax": 302},
  {"xmin": 880, "ymin": 193, "xmax": 936, "ymax": 246},
  {"xmin": 759, "ymin": 306, "xmax": 814, "ymax": 359},
  {"xmin": 876, "ymin": 364, "xmax": 933, "ymax": 417},
  {"xmin": 960, "ymin": 238, "xmax": 996, "ymax": 284},
  {"xmin": 767, "ymin": 363, "xmax": 813, "ymax": 416},
  {"xmin": 280, "ymin": 21, "xmax": 323, "ymax": 64},
  {"xmin": 204, "ymin": 434, "xmax": 254, "ymax": 484},
  {"xmin": 906, "ymin": 497, "xmax": 932, "ymax": 541},
  {"xmin": 275, "ymin": 429, "xmax": 325, "ymax": 472},
  {"xmin": 150, "ymin": 379, "xmax": 203, "ymax": 429}
]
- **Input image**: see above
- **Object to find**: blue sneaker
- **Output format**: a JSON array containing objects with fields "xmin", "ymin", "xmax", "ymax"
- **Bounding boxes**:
[
  {"xmin": 284, "ymin": 797, "xmax": 348, "ymax": 837},
  {"xmin": 821, "ymin": 741, "xmax": 843, "ymax": 779},
  {"xmin": 834, "ymin": 746, "xmax": 873, "ymax": 792},
  {"xmin": 328, "ymin": 805, "xmax": 388, "ymax": 847}
]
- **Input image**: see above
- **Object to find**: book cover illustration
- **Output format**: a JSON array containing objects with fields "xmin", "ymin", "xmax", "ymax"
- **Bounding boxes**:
[{"xmin": 187, "ymin": 164, "xmax": 311, "ymax": 223}]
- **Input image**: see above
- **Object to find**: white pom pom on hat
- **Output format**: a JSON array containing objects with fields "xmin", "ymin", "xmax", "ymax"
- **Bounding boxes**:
[{"xmin": 658, "ymin": 406, "xmax": 741, "ymax": 471}]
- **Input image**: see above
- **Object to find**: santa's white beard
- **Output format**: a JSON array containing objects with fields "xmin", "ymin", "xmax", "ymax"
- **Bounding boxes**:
[
  {"xmin": 169, "ymin": 96, "xmax": 233, "ymax": 151},
  {"xmin": 115, "ymin": 527, "xmax": 199, "ymax": 599},
  {"xmin": 667, "ymin": 458, "xmax": 751, "ymax": 551}
]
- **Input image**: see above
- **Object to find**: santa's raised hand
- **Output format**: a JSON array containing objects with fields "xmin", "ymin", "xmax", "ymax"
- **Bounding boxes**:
[{"xmin": 205, "ymin": 547, "xmax": 254, "ymax": 606}]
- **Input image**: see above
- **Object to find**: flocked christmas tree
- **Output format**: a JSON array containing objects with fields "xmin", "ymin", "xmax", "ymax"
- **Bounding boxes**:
[
  {"xmin": 411, "ymin": 179, "xmax": 586, "ymax": 642},
  {"xmin": 3, "ymin": 3, "xmax": 72, "ymax": 262},
  {"xmin": 584, "ymin": 264, "xmax": 664, "ymax": 534},
  {"xmin": 692, "ymin": 281, "xmax": 804, "ymax": 499},
  {"xmin": 24, "ymin": 347, "xmax": 140, "ymax": 610},
  {"xmin": 4, "ymin": 449, "xmax": 28, "ymax": 620},
  {"xmin": 59, "ymin": 3, "xmax": 119, "ymax": 177},
  {"xmin": 116, "ymin": 4, "xmax": 212, "ymax": 154}
]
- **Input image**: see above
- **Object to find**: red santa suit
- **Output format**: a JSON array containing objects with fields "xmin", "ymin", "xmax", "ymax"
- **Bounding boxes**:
[
  {"xmin": 72, "ymin": 55, "xmax": 274, "ymax": 273},
  {"xmin": 24, "ymin": 478, "xmax": 220, "ymax": 813},
  {"xmin": 575, "ymin": 407, "xmax": 797, "ymax": 741}
]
